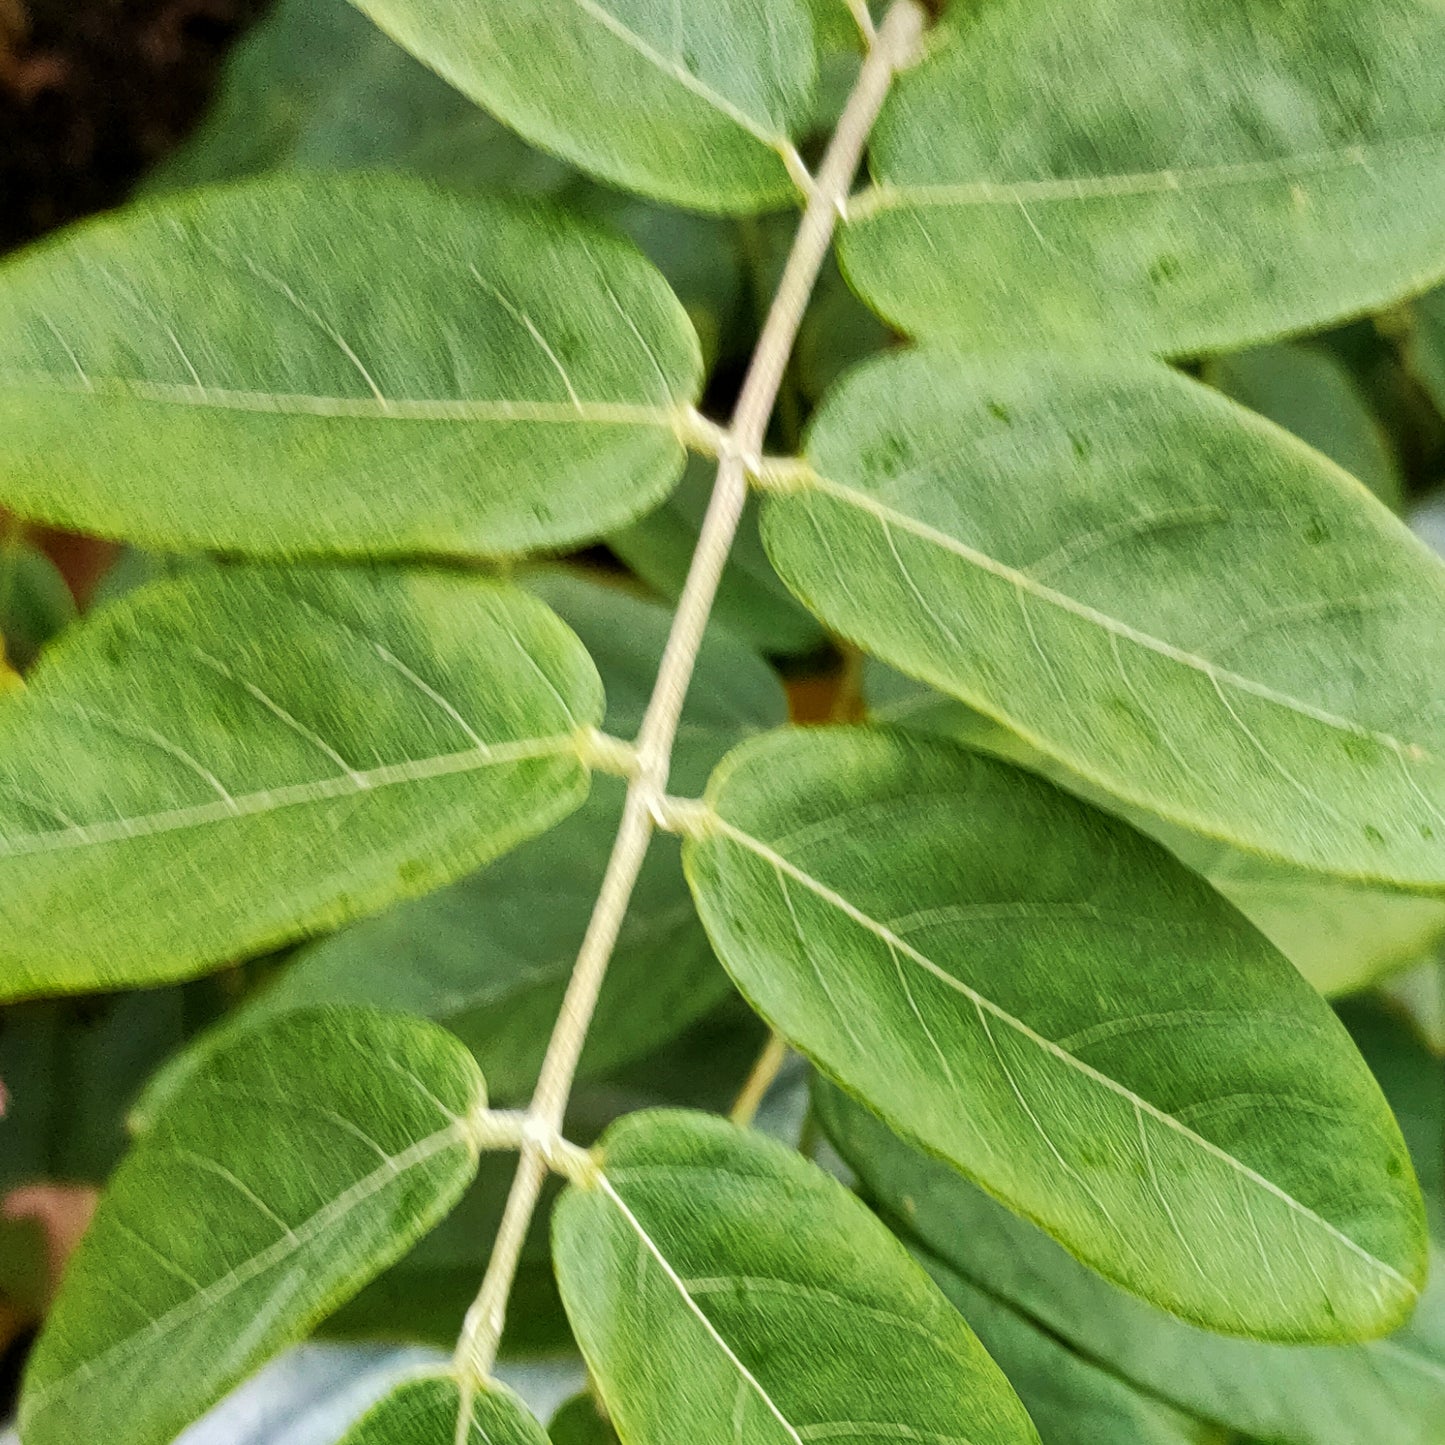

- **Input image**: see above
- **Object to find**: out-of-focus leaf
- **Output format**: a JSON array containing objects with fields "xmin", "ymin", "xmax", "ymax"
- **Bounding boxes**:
[
  {"xmin": 553, "ymin": 1110, "xmax": 1038, "ymax": 1445},
  {"xmin": 795, "ymin": 261, "xmax": 893, "ymax": 405},
  {"xmin": 820, "ymin": 1079, "xmax": 1445, "ymax": 1445},
  {"xmin": 920, "ymin": 1252, "xmax": 1214, "ymax": 1445},
  {"xmin": 150, "ymin": 0, "xmax": 571, "ymax": 195},
  {"xmin": 611, "ymin": 458, "xmax": 826, "ymax": 656},
  {"xmin": 1207, "ymin": 343, "xmax": 1402, "ymax": 509},
  {"xmin": 346, "ymin": 0, "xmax": 818, "ymax": 213},
  {"xmin": 1413, "ymin": 287, "xmax": 1445, "ymax": 414},
  {"xmin": 19, "ymin": 1011, "xmax": 487, "ymax": 1445},
  {"xmin": 0, "ymin": 175, "xmax": 700, "ymax": 558},
  {"xmin": 765, "ymin": 349, "xmax": 1445, "ymax": 886},
  {"xmin": 337, "ymin": 1370, "xmax": 548, "ymax": 1445},
  {"xmin": 0, "ymin": 565, "xmax": 600, "ymax": 997},
  {"xmin": 841, "ymin": 0, "xmax": 1445, "ymax": 354},
  {"xmin": 687, "ymin": 725, "xmax": 1427, "ymax": 1340},
  {"xmin": 0, "ymin": 538, "xmax": 75, "ymax": 671}
]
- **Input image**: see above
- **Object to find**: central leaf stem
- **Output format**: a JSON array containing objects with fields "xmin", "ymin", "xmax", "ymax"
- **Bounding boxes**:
[{"xmin": 452, "ymin": 0, "xmax": 926, "ymax": 1399}]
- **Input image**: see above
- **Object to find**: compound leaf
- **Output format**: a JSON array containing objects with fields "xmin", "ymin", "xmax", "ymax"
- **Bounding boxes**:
[
  {"xmin": 685, "ymin": 725, "xmax": 1426, "ymax": 1340},
  {"xmin": 346, "ymin": 0, "xmax": 818, "ymax": 213},
  {"xmin": 338, "ymin": 1370, "xmax": 549, "ymax": 1445},
  {"xmin": 0, "ymin": 565, "xmax": 600, "ymax": 998},
  {"xmin": 134, "ymin": 569, "xmax": 782, "ymax": 1108},
  {"xmin": 841, "ymin": 0, "xmax": 1445, "ymax": 354},
  {"xmin": 19, "ymin": 1009, "xmax": 485, "ymax": 1445},
  {"xmin": 0, "ymin": 174, "xmax": 700, "ymax": 558},
  {"xmin": 553, "ymin": 1109, "xmax": 1037, "ymax": 1445},
  {"xmin": 763, "ymin": 349, "xmax": 1445, "ymax": 886}
]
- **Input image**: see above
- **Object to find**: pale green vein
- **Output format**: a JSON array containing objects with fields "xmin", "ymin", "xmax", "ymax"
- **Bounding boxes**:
[
  {"xmin": 849, "ymin": 129, "xmax": 1445, "ymax": 217},
  {"xmin": 24, "ymin": 1122, "xmax": 473, "ymax": 1417},
  {"xmin": 0, "ymin": 732, "xmax": 580, "ymax": 857},
  {"xmin": 711, "ymin": 814, "xmax": 1415, "ymax": 1301},
  {"xmin": 562, "ymin": 0, "xmax": 793, "ymax": 152},
  {"xmin": 596, "ymin": 1173, "xmax": 804, "ymax": 1444},
  {"xmin": 791, "ymin": 469, "xmax": 1439, "ymax": 765},
  {"xmin": 0, "ymin": 370, "xmax": 683, "ymax": 426}
]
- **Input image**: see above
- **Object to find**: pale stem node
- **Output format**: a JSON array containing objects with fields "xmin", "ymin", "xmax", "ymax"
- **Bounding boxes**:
[{"xmin": 450, "ymin": 0, "xmax": 928, "ymax": 1412}]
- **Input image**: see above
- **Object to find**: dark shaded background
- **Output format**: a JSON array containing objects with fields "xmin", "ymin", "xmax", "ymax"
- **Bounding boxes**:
[{"xmin": 1, "ymin": 0, "xmax": 270, "ymax": 252}]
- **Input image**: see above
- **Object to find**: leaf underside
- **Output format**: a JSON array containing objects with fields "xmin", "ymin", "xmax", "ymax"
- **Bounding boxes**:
[
  {"xmin": 841, "ymin": 0, "xmax": 1445, "ymax": 353},
  {"xmin": 346, "ymin": 0, "xmax": 819, "ymax": 213},
  {"xmin": 0, "ymin": 564, "xmax": 601, "ymax": 997},
  {"xmin": 553, "ymin": 1109, "xmax": 1037, "ymax": 1445},
  {"xmin": 0, "ymin": 173, "xmax": 701, "ymax": 558},
  {"xmin": 763, "ymin": 348, "xmax": 1445, "ymax": 887},
  {"xmin": 819, "ymin": 1080, "xmax": 1445, "ymax": 1445},
  {"xmin": 685, "ymin": 725, "xmax": 1426, "ymax": 1340},
  {"xmin": 19, "ymin": 1009, "xmax": 486, "ymax": 1445}
]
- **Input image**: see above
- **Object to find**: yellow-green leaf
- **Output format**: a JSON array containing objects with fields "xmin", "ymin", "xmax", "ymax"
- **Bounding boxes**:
[
  {"xmin": 20, "ymin": 1009, "xmax": 486, "ymax": 1445},
  {"xmin": 554, "ymin": 1109, "xmax": 1038, "ymax": 1445},
  {"xmin": 762, "ymin": 349, "xmax": 1445, "ymax": 886},
  {"xmin": 0, "ymin": 174, "xmax": 700, "ymax": 558},
  {"xmin": 841, "ymin": 0, "xmax": 1445, "ymax": 354},
  {"xmin": 685, "ymin": 726, "xmax": 1426, "ymax": 1340},
  {"xmin": 0, "ymin": 565, "xmax": 600, "ymax": 998}
]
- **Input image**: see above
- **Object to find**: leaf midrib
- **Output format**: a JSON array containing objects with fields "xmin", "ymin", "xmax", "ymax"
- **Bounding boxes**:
[
  {"xmin": 709, "ymin": 813, "xmax": 1413, "ymax": 1297},
  {"xmin": 854, "ymin": 129, "xmax": 1445, "ymax": 215},
  {"xmin": 562, "ymin": 0, "xmax": 791, "ymax": 152},
  {"xmin": 791, "ymin": 469, "xmax": 1435, "ymax": 765},
  {"xmin": 0, "ymin": 733, "xmax": 580, "ymax": 857},
  {"xmin": 596, "ymin": 1173, "xmax": 805, "ymax": 1444},
  {"xmin": 24, "ymin": 1120, "xmax": 474, "ymax": 1420},
  {"xmin": 0, "ymin": 370, "xmax": 681, "ymax": 427}
]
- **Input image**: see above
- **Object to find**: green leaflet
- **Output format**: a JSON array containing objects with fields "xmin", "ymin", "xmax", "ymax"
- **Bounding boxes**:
[
  {"xmin": 0, "ymin": 565, "xmax": 600, "ymax": 998},
  {"xmin": 550, "ymin": 1393, "xmax": 620, "ymax": 1445},
  {"xmin": 803, "ymin": 0, "xmax": 866, "ymax": 54},
  {"xmin": 684, "ymin": 726, "xmax": 1426, "ymax": 1339},
  {"xmin": 150, "ymin": 0, "xmax": 572, "ymax": 195},
  {"xmin": 762, "ymin": 349, "xmax": 1445, "ymax": 886},
  {"xmin": 322, "ymin": 1007, "xmax": 770, "ymax": 1353},
  {"xmin": 19, "ymin": 1009, "xmax": 486, "ymax": 1445},
  {"xmin": 918, "ymin": 1253, "xmax": 1212, "ymax": 1445},
  {"xmin": 820, "ymin": 1081, "xmax": 1445, "ymax": 1445},
  {"xmin": 338, "ymin": 1369, "xmax": 549, "ymax": 1445},
  {"xmin": 346, "ymin": 0, "xmax": 818, "ymax": 214},
  {"xmin": 0, "ymin": 174, "xmax": 700, "ymax": 558},
  {"xmin": 610, "ymin": 459, "xmax": 827, "ymax": 656},
  {"xmin": 865, "ymin": 667, "xmax": 1445, "ymax": 997},
  {"xmin": 553, "ymin": 1109, "xmax": 1037, "ymax": 1445},
  {"xmin": 134, "ymin": 569, "xmax": 782, "ymax": 1110},
  {"xmin": 1207, "ymin": 343, "xmax": 1403, "ymax": 510},
  {"xmin": 840, "ymin": 0, "xmax": 1445, "ymax": 354}
]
